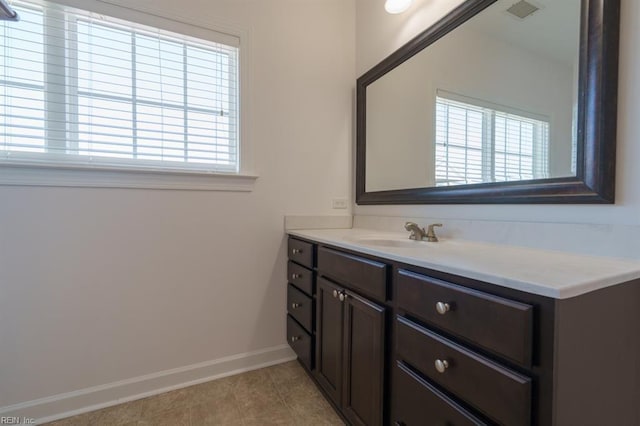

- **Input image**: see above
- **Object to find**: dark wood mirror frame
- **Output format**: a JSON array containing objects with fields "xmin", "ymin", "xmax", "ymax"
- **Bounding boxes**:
[{"xmin": 356, "ymin": 0, "xmax": 620, "ymax": 205}]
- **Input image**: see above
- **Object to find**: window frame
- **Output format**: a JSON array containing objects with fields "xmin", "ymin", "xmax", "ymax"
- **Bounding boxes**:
[{"xmin": 0, "ymin": 0, "xmax": 256, "ymax": 191}]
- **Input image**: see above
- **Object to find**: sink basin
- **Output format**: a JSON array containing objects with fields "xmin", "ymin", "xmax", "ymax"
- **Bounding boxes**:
[{"xmin": 346, "ymin": 236, "xmax": 432, "ymax": 249}]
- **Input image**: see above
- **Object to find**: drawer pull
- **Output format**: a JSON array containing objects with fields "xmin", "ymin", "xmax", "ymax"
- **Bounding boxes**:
[
  {"xmin": 292, "ymin": 248, "xmax": 303, "ymax": 254},
  {"xmin": 291, "ymin": 273, "xmax": 302, "ymax": 280},
  {"xmin": 339, "ymin": 292, "xmax": 347, "ymax": 302},
  {"xmin": 332, "ymin": 289, "xmax": 339, "ymax": 298},
  {"xmin": 291, "ymin": 302, "xmax": 302, "ymax": 309},
  {"xmin": 435, "ymin": 359, "xmax": 449, "ymax": 373},
  {"xmin": 436, "ymin": 302, "xmax": 451, "ymax": 315},
  {"xmin": 290, "ymin": 335, "xmax": 301, "ymax": 343}
]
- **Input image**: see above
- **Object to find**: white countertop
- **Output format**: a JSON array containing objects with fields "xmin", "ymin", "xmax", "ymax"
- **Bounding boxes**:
[{"xmin": 287, "ymin": 228, "xmax": 640, "ymax": 299}]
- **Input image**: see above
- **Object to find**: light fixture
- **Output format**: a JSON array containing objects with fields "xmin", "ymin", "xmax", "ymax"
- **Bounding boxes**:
[
  {"xmin": 0, "ymin": 0, "xmax": 19, "ymax": 21},
  {"xmin": 385, "ymin": 0, "xmax": 413, "ymax": 14}
]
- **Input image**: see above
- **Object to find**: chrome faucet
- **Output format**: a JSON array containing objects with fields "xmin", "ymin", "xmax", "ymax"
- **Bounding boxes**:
[{"xmin": 404, "ymin": 222, "xmax": 443, "ymax": 242}]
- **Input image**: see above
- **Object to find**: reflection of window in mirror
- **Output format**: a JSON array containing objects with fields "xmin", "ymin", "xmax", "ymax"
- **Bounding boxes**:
[{"xmin": 434, "ymin": 91, "xmax": 549, "ymax": 186}]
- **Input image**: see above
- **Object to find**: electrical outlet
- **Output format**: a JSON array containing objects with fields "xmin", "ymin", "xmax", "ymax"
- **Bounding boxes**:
[{"xmin": 332, "ymin": 198, "xmax": 348, "ymax": 209}]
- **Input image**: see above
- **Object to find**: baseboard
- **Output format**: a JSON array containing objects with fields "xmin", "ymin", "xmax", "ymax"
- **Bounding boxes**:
[{"xmin": 0, "ymin": 345, "xmax": 296, "ymax": 424}]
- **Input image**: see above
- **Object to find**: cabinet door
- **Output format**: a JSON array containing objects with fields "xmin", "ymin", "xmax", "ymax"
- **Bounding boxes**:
[
  {"xmin": 315, "ymin": 277, "xmax": 344, "ymax": 406},
  {"xmin": 342, "ymin": 290, "xmax": 385, "ymax": 426}
]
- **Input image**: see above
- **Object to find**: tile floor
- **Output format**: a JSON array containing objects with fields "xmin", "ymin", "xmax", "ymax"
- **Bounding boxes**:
[{"xmin": 43, "ymin": 361, "xmax": 344, "ymax": 426}]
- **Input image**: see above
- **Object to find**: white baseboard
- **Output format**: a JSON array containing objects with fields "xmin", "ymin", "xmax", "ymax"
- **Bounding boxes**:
[{"xmin": 0, "ymin": 345, "xmax": 296, "ymax": 425}]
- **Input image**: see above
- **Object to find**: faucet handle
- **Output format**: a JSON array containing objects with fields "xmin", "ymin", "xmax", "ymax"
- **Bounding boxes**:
[
  {"xmin": 426, "ymin": 223, "xmax": 443, "ymax": 242},
  {"xmin": 404, "ymin": 221, "xmax": 417, "ymax": 230}
]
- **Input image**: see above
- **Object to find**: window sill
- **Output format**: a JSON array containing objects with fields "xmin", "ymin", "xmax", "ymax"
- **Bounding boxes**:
[{"xmin": 0, "ymin": 162, "xmax": 258, "ymax": 191}]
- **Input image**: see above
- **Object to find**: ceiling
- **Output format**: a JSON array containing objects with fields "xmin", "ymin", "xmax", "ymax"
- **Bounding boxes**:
[{"xmin": 465, "ymin": 0, "xmax": 581, "ymax": 66}]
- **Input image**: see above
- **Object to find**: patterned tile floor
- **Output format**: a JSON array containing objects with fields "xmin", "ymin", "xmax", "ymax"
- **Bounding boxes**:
[{"xmin": 43, "ymin": 361, "xmax": 344, "ymax": 426}]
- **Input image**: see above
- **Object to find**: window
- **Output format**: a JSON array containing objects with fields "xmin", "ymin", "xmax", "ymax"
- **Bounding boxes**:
[
  {"xmin": 435, "ymin": 91, "xmax": 549, "ymax": 187},
  {"xmin": 1, "ymin": 0, "xmax": 241, "ymax": 181}
]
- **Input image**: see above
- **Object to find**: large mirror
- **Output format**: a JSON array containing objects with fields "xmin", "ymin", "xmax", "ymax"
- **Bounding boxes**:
[{"xmin": 356, "ymin": 0, "xmax": 619, "ymax": 204}]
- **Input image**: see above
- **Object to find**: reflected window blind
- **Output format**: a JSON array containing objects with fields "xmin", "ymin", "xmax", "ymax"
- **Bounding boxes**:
[
  {"xmin": 435, "ymin": 93, "xmax": 549, "ymax": 186},
  {"xmin": 1, "ymin": 0, "xmax": 239, "ymax": 172},
  {"xmin": 435, "ymin": 98, "xmax": 487, "ymax": 186},
  {"xmin": 493, "ymin": 111, "xmax": 549, "ymax": 182}
]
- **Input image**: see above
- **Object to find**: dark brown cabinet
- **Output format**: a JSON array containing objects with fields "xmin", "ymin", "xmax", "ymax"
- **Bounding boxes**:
[
  {"xmin": 394, "ymin": 269, "xmax": 534, "ymax": 426},
  {"xmin": 342, "ymin": 288, "xmax": 385, "ymax": 426},
  {"xmin": 287, "ymin": 315, "xmax": 313, "ymax": 370},
  {"xmin": 286, "ymin": 235, "xmax": 640, "ymax": 426},
  {"xmin": 318, "ymin": 246, "xmax": 387, "ymax": 301},
  {"xmin": 315, "ymin": 278, "xmax": 344, "ymax": 405},
  {"xmin": 288, "ymin": 238, "xmax": 314, "ymax": 269},
  {"xmin": 287, "ymin": 284, "xmax": 313, "ymax": 332},
  {"xmin": 315, "ymin": 277, "xmax": 385, "ymax": 426},
  {"xmin": 393, "ymin": 361, "xmax": 487, "ymax": 426},
  {"xmin": 395, "ymin": 316, "xmax": 531, "ymax": 425},
  {"xmin": 396, "ymin": 269, "xmax": 534, "ymax": 368},
  {"xmin": 286, "ymin": 238, "xmax": 316, "ymax": 371}
]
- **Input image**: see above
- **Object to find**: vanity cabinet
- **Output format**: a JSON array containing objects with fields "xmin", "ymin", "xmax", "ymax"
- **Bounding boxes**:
[
  {"xmin": 393, "ymin": 361, "xmax": 487, "ymax": 426},
  {"xmin": 286, "ymin": 234, "xmax": 640, "ymax": 426},
  {"xmin": 316, "ymin": 248, "xmax": 387, "ymax": 426},
  {"xmin": 286, "ymin": 238, "xmax": 316, "ymax": 371},
  {"xmin": 393, "ymin": 269, "xmax": 534, "ymax": 425},
  {"xmin": 314, "ymin": 277, "xmax": 344, "ymax": 405},
  {"xmin": 395, "ymin": 269, "xmax": 533, "ymax": 368},
  {"xmin": 285, "ymin": 238, "xmax": 388, "ymax": 425},
  {"xmin": 316, "ymin": 277, "xmax": 386, "ymax": 426}
]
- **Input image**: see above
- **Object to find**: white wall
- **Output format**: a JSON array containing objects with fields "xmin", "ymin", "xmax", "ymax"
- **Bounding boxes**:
[
  {"xmin": 0, "ymin": 0, "xmax": 354, "ymax": 413},
  {"xmin": 355, "ymin": 0, "xmax": 640, "ymax": 230},
  {"xmin": 366, "ymin": 54, "xmax": 433, "ymax": 191}
]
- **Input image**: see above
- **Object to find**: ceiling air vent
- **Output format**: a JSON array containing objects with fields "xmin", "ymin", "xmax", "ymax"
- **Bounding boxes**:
[{"xmin": 506, "ymin": 0, "xmax": 540, "ymax": 19}]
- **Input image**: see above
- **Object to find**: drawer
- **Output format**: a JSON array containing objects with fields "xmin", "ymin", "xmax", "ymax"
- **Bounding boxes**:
[
  {"xmin": 288, "ymin": 261, "xmax": 314, "ymax": 295},
  {"xmin": 288, "ymin": 238, "xmax": 315, "ymax": 268},
  {"xmin": 287, "ymin": 314, "xmax": 313, "ymax": 370},
  {"xmin": 396, "ymin": 269, "xmax": 533, "ymax": 367},
  {"xmin": 396, "ymin": 317, "xmax": 531, "ymax": 426},
  {"xmin": 318, "ymin": 247, "xmax": 387, "ymax": 301},
  {"xmin": 287, "ymin": 284, "xmax": 313, "ymax": 333},
  {"xmin": 393, "ymin": 361, "xmax": 487, "ymax": 426}
]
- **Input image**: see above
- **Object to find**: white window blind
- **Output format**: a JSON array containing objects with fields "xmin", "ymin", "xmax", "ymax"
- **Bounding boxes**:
[
  {"xmin": 435, "ymin": 92, "xmax": 549, "ymax": 186},
  {"xmin": 1, "ymin": 0, "xmax": 240, "ymax": 174}
]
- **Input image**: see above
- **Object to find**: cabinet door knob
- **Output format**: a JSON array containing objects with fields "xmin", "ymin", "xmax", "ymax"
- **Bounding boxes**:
[
  {"xmin": 291, "ymin": 302, "xmax": 301, "ymax": 309},
  {"xmin": 339, "ymin": 292, "xmax": 347, "ymax": 302},
  {"xmin": 291, "ymin": 273, "xmax": 301, "ymax": 280},
  {"xmin": 436, "ymin": 302, "xmax": 451, "ymax": 315},
  {"xmin": 290, "ymin": 336, "xmax": 300, "ymax": 343},
  {"xmin": 332, "ymin": 290, "xmax": 339, "ymax": 298},
  {"xmin": 292, "ymin": 248, "xmax": 302, "ymax": 255},
  {"xmin": 435, "ymin": 359, "xmax": 449, "ymax": 373}
]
